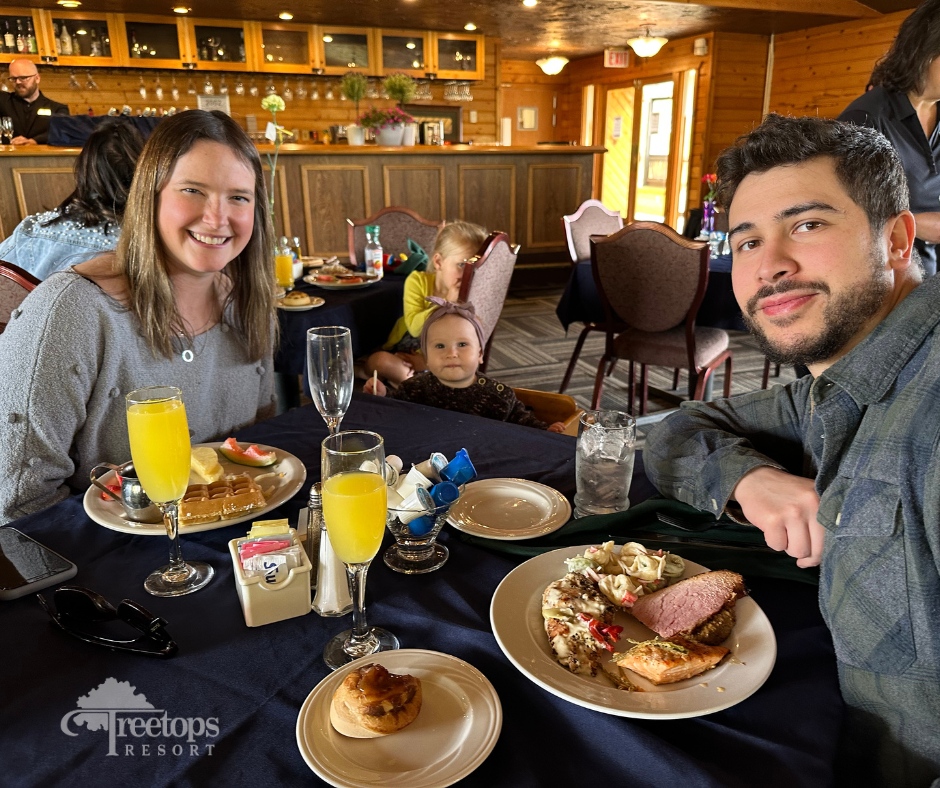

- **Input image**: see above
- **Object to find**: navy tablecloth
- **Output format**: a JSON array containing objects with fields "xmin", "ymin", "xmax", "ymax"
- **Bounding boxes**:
[
  {"xmin": 0, "ymin": 395, "xmax": 841, "ymax": 787},
  {"xmin": 275, "ymin": 277, "xmax": 406, "ymax": 377},
  {"xmin": 556, "ymin": 256, "xmax": 745, "ymax": 333}
]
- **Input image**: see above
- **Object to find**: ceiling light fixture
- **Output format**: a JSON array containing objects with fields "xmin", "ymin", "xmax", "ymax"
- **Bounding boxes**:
[
  {"xmin": 57, "ymin": 0, "xmax": 81, "ymax": 6},
  {"xmin": 464, "ymin": 23, "xmax": 477, "ymax": 31},
  {"xmin": 322, "ymin": 35, "xmax": 333, "ymax": 42},
  {"xmin": 523, "ymin": 0, "xmax": 538, "ymax": 6},
  {"xmin": 627, "ymin": 27, "xmax": 668, "ymax": 58},
  {"xmin": 406, "ymin": 41, "xmax": 416, "ymax": 49},
  {"xmin": 278, "ymin": 12, "xmax": 293, "ymax": 20},
  {"xmin": 536, "ymin": 56, "xmax": 568, "ymax": 75},
  {"xmin": 172, "ymin": 5, "xmax": 190, "ymax": 13}
]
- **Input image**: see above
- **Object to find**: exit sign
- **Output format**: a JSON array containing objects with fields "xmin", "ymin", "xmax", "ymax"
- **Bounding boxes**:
[{"xmin": 604, "ymin": 49, "xmax": 630, "ymax": 68}]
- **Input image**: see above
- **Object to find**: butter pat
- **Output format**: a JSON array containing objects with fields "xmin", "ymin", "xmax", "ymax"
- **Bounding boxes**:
[{"xmin": 248, "ymin": 519, "xmax": 291, "ymax": 538}]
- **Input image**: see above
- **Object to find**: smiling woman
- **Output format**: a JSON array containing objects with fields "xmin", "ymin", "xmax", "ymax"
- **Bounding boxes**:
[{"xmin": 0, "ymin": 110, "xmax": 278, "ymax": 525}]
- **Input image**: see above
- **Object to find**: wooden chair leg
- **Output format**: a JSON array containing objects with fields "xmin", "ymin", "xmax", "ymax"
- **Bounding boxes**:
[
  {"xmin": 627, "ymin": 360, "xmax": 635, "ymax": 415},
  {"xmin": 640, "ymin": 363, "xmax": 649, "ymax": 415},
  {"xmin": 723, "ymin": 355, "xmax": 733, "ymax": 398},
  {"xmin": 591, "ymin": 355, "xmax": 608, "ymax": 409},
  {"xmin": 761, "ymin": 357, "xmax": 771, "ymax": 389},
  {"xmin": 672, "ymin": 369, "xmax": 680, "ymax": 390},
  {"xmin": 559, "ymin": 324, "xmax": 593, "ymax": 393}
]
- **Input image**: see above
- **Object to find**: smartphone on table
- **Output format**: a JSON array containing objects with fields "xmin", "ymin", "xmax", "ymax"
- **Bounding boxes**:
[{"xmin": 0, "ymin": 527, "xmax": 78, "ymax": 601}]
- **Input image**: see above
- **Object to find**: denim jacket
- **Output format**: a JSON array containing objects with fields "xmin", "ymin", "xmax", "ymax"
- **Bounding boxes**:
[
  {"xmin": 0, "ymin": 210, "xmax": 119, "ymax": 280},
  {"xmin": 646, "ymin": 275, "xmax": 940, "ymax": 786}
]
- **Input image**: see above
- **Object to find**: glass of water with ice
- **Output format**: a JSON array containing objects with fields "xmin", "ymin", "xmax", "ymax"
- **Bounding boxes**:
[{"xmin": 574, "ymin": 410, "xmax": 636, "ymax": 518}]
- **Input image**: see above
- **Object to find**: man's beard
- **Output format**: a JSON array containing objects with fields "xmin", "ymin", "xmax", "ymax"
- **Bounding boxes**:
[{"xmin": 742, "ymin": 243, "xmax": 891, "ymax": 366}]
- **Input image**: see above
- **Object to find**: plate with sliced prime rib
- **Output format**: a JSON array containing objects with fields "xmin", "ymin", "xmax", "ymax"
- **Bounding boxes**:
[{"xmin": 489, "ymin": 543, "xmax": 776, "ymax": 719}]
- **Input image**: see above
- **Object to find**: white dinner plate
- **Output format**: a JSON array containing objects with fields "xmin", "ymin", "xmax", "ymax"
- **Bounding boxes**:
[
  {"xmin": 446, "ymin": 478, "xmax": 571, "ymax": 540},
  {"xmin": 83, "ymin": 443, "xmax": 307, "ymax": 536},
  {"xmin": 296, "ymin": 649, "xmax": 502, "ymax": 788},
  {"xmin": 303, "ymin": 274, "xmax": 377, "ymax": 290},
  {"xmin": 277, "ymin": 296, "xmax": 325, "ymax": 311},
  {"xmin": 490, "ymin": 547, "xmax": 777, "ymax": 719}
]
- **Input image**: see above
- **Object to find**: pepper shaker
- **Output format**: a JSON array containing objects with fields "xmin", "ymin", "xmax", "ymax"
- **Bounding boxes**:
[{"xmin": 305, "ymin": 482, "xmax": 322, "ymax": 590}]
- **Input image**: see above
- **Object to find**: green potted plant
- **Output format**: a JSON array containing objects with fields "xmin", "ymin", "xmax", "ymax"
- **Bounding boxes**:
[
  {"xmin": 381, "ymin": 73, "xmax": 418, "ymax": 146},
  {"xmin": 340, "ymin": 72, "xmax": 368, "ymax": 145}
]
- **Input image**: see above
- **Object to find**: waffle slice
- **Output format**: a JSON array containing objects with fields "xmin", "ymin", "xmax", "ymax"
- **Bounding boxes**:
[{"xmin": 179, "ymin": 473, "xmax": 266, "ymax": 525}]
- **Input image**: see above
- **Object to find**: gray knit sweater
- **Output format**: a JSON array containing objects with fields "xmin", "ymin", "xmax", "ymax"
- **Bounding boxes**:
[{"xmin": 0, "ymin": 271, "xmax": 276, "ymax": 524}]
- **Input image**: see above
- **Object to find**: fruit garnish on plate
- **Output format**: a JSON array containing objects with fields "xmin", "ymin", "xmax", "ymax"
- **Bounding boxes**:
[{"xmin": 218, "ymin": 438, "xmax": 277, "ymax": 467}]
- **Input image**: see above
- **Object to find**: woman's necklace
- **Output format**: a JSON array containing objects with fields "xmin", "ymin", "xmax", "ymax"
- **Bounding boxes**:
[{"xmin": 178, "ymin": 316, "xmax": 217, "ymax": 363}]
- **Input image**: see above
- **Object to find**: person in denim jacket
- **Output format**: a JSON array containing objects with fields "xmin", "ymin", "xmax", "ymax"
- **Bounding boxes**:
[
  {"xmin": 646, "ymin": 115, "xmax": 939, "ymax": 787},
  {"xmin": 0, "ymin": 118, "xmax": 143, "ymax": 280}
]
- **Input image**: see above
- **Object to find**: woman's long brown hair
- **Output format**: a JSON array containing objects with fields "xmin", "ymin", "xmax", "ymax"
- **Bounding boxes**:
[{"xmin": 115, "ymin": 110, "xmax": 275, "ymax": 361}]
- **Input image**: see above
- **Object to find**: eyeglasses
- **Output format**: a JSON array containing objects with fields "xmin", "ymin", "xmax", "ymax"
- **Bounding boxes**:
[
  {"xmin": 38, "ymin": 585, "xmax": 178, "ymax": 658},
  {"xmin": 8, "ymin": 74, "xmax": 39, "ymax": 83}
]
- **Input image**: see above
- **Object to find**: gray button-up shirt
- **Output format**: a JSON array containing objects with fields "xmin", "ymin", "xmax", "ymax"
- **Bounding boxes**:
[{"xmin": 646, "ymin": 274, "xmax": 940, "ymax": 786}]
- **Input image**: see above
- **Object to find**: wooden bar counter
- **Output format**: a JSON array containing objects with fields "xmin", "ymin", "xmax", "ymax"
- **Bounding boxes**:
[{"xmin": 0, "ymin": 143, "xmax": 604, "ymax": 262}]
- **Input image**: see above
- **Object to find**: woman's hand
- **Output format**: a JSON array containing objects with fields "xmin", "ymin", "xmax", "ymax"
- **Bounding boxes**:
[{"xmin": 547, "ymin": 422, "xmax": 566, "ymax": 433}]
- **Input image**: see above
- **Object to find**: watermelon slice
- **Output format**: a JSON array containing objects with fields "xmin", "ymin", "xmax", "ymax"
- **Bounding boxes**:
[{"xmin": 218, "ymin": 437, "xmax": 277, "ymax": 467}]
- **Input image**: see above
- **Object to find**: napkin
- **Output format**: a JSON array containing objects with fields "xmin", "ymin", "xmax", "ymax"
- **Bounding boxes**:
[
  {"xmin": 390, "ymin": 239, "xmax": 429, "ymax": 276},
  {"xmin": 457, "ymin": 496, "xmax": 820, "ymax": 586}
]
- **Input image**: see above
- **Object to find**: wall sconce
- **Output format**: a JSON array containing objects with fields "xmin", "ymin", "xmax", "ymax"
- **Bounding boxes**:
[
  {"xmin": 693, "ymin": 37, "xmax": 709, "ymax": 56},
  {"xmin": 536, "ymin": 56, "xmax": 569, "ymax": 75},
  {"xmin": 627, "ymin": 28, "xmax": 668, "ymax": 58}
]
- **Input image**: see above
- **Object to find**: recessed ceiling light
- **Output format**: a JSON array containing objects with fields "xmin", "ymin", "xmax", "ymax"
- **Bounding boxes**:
[
  {"xmin": 172, "ymin": 5, "xmax": 190, "ymax": 13},
  {"xmin": 464, "ymin": 23, "xmax": 477, "ymax": 31},
  {"xmin": 322, "ymin": 35, "xmax": 333, "ymax": 43},
  {"xmin": 523, "ymin": 0, "xmax": 538, "ymax": 6},
  {"xmin": 57, "ymin": 0, "xmax": 81, "ymax": 7},
  {"xmin": 279, "ymin": 11, "xmax": 293, "ymax": 20}
]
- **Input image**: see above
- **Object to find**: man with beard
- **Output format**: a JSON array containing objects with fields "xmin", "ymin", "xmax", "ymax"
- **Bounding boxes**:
[
  {"xmin": 645, "ymin": 114, "xmax": 938, "ymax": 787},
  {"xmin": 0, "ymin": 59, "xmax": 69, "ymax": 145}
]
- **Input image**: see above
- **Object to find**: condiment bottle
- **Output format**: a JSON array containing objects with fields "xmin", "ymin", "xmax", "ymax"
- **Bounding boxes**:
[
  {"xmin": 304, "ymin": 482, "xmax": 322, "ymax": 591},
  {"xmin": 363, "ymin": 225, "xmax": 384, "ymax": 279},
  {"xmin": 311, "ymin": 483, "xmax": 353, "ymax": 616}
]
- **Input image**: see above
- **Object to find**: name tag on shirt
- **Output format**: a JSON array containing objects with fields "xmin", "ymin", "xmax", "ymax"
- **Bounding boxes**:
[{"xmin": 37, "ymin": 108, "xmax": 51, "ymax": 116}]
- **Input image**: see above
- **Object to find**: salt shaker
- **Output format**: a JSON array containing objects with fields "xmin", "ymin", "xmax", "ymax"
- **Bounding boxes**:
[{"xmin": 311, "ymin": 483, "xmax": 353, "ymax": 617}]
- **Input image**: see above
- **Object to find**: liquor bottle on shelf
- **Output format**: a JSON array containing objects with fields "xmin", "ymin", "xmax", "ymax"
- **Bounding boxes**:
[
  {"xmin": 26, "ymin": 20, "xmax": 37, "ymax": 54},
  {"xmin": 89, "ymin": 28, "xmax": 102, "ymax": 57},
  {"xmin": 15, "ymin": 20, "xmax": 26, "ymax": 53},
  {"xmin": 238, "ymin": 30, "xmax": 245, "ymax": 61},
  {"xmin": 198, "ymin": 39, "xmax": 208, "ymax": 61},
  {"xmin": 52, "ymin": 22, "xmax": 61, "ymax": 55},
  {"xmin": 72, "ymin": 30, "xmax": 82, "ymax": 57},
  {"xmin": 102, "ymin": 33, "xmax": 111, "ymax": 57},
  {"xmin": 129, "ymin": 28, "xmax": 141, "ymax": 58},
  {"xmin": 59, "ymin": 23, "xmax": 73, "ymax": 56},
  {"xmin": 3, "ymin": 22, "xmax": 14, "ymax": 54}
]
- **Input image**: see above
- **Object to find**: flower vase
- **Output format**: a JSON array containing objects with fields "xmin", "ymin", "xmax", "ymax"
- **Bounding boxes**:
[
  {"xmin": 376, "ymin": 124, "xmax": 405, "ymax": 146},
  {"xmin": 347, "ymin": 124, "xmax": 365, "ymax": 146},
  {"xmin": 702, "ymin": 200, "xmax": 716, "ymax": 236},
  {"xmin": 402, "ymin": 123, "xmax": 417, "ymax": 147}
]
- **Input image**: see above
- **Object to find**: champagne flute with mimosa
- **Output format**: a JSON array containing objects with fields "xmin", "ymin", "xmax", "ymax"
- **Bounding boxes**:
[
  {"xmin": 126, "ymin": 386, "xmax": 214, "ymax": 597},
  {"xmin": 321, "ymin": 430, "xmax": 398, "ymax": 669}
]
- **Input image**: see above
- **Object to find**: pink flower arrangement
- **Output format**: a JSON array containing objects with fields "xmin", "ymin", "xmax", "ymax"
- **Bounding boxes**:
[
  {"xmin": 358, "ymin": 106, "xmax": 415, "ymax": 130},
  {"xmin": 702, "ymin": 173, "xmax": 718, "ymax": 202}
]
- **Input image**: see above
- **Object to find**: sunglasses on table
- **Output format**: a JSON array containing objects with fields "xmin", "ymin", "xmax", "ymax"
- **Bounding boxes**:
[{"xmin": 38, "ymin": 585, "xmax": 178, "ymax": 658}]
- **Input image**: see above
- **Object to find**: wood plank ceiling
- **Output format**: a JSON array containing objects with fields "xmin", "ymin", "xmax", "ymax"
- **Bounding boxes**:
[{"xmin": 35, "ymin": 0, "xmax": 917, "ymax": 60}]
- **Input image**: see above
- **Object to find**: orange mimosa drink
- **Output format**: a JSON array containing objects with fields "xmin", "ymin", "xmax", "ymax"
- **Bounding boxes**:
[
  {"xmin": 275, "ymin": 253, "xmax": 294, "ymax": 288},
  {"xmin": 322, "ymin": 471, "xmax": 387, "ymax": 563},
  {"xmin": 127, "ymin": 398, "xmax": 191, "ymax": 504}
]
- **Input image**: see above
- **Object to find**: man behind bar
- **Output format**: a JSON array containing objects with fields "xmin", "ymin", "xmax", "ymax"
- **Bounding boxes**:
[
  {"xmin": 0, "ymin": 58, "xmax": 69, "ymax": 145},
  {"xmin": 645, "ymin": 114, "xmax": 939, "ymax": 787}
]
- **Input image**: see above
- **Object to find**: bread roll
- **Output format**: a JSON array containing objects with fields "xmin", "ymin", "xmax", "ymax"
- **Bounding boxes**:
[
  {"xmin": 329, "ymin": 663, "xmax": 422, "ymax": 738},
  {"xmin": 281, "ymin": 291, "xmax": 312, "ymax": 306}
]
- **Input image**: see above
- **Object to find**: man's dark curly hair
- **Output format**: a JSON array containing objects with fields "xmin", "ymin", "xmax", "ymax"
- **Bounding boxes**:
[{"xmin": 870, "ymin": 0, "xmax": 940, "ymax": 94}]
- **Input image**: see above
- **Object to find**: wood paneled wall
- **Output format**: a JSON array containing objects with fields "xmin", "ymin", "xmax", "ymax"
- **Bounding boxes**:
[
  {"xmin": 769, "ymin": 11, "xmax": 908, "ymax": 118},
  {"xmin": 2, "ymin": 37, "xmax": 501, "ymax": 144}
]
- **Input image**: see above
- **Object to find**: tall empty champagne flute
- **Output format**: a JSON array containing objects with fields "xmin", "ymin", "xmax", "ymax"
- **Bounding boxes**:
[
  {"xmin": 307, "ymin": 326, "xmax": 353, "ymax": 435},
  {"xmin": 321, "ymin": 430, "xmax": 398, "ymax": 669},
  {"xmin": 126, "ymin": 386, "xmax": 213, "ymax": 597}
]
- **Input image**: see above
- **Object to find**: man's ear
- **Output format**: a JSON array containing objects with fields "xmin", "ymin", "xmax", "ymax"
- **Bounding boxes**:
[{"xmin": 885, "ymin": 210, "xmax": 916, "ymax": 271}]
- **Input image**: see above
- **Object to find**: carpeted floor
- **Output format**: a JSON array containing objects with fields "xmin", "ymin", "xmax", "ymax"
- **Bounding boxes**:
[{"xmin": 486, "ymin": 291, "xmax": 796, "ymax": 445}]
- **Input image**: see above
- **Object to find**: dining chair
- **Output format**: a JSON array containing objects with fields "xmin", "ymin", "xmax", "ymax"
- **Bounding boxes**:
[
  {"xmin": 589, "ymin": 221, "xmax": 733, "ymax": 413},
  {"xmin": 0, "ymin": 261, "xmax": 40, "ymax": 334},
  {"xmin": 558, "ymin": 199, "xmax": 624, "ymax": 394},
  {"xmin": 346, "ymin": 206, "xmax": 443, "ymax": 269},
  {"xmin": 458, "ymin": 231, "xmax": 519, "ymax": 372},
  {"xmin": 513, "ymin": 387, "xmax": 582, "ymax": 436}
]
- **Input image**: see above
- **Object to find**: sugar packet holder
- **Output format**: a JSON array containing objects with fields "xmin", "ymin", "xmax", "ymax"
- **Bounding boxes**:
[{"xmin": 228, "ymin": 531, "xmax": 312, "ymax": 627}]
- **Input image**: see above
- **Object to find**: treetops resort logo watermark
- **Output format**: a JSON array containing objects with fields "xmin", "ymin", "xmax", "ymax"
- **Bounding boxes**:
[{"xmin": 60, "ymin": 678, "xmax": 219, "ymax": 757}]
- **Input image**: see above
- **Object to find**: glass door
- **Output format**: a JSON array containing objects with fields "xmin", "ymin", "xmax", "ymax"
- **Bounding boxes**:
[
  {"xmin": 631, "ymin": 78, "xmax": 675, "ymax": 223},
  {"xmin": 600, "ymin": 84, "xmax": 636, "ymax": 220}
]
